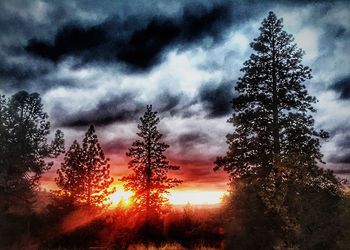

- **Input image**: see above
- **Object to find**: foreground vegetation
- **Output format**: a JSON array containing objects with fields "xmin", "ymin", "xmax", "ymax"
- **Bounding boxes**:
[
  {"xmin": 1, "ymin": 192, "xmax": 349, "ymax": 249},
  {"xmin": 0, "ymin": 203, "xmax": 225, "ymax": 249}
]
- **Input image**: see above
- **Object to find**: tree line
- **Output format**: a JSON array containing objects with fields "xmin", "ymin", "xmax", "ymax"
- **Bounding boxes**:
[
  {"xmin": 0, "ymin": 11, "xmax": 349, "ymax": 249},
  {"xmin": 0, "ymin": 92, "xmax": 181, "ymax": 217}
]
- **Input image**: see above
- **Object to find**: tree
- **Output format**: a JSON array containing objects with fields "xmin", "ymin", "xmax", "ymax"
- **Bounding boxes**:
[
  {"xmin": 56, "ymin": 125, "xmax": 114, "ymax": 207},
  {"xmin": 215, "ymin": 11, "xmax": 329, "ymax": 179},
  {"xmin": 0, "ymin": 91, "xmax": 64, "ymax": 212},
  {"xmin": 214, "ymin": 12, "xmax": 341, "ymax": 248},
  {"xmin": 122, "ymin": 105, "xmax": 181, "ymax": 218}
]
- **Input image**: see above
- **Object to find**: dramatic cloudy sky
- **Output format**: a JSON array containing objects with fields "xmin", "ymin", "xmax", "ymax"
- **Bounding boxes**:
[{"xmin": 0, "ymin": 0, "xmax": 349, "ymax": 193}]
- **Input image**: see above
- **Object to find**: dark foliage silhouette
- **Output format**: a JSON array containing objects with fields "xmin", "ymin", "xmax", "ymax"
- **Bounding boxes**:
[
  {"xmin": 215, "ymin": 11, "xmax": 343, "ymax": 249},
  {"xmin": 122, "ymin": 105, "xmax": 182, "ymax": 218},
  {"xmin": 215, "ymin": 11, "xmax": 329, "ymax": 180},
  {"xmin": 56, "ymin": 125, "xmax": 114, "ymax": 207},
  {"xmin": 0, "ymin": 91, "xmax": 64, "ymax": 212}
]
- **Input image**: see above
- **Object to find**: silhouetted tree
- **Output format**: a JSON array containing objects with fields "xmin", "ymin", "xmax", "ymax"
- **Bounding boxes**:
[
  {"xmin": 0, "ymin": 91, "xmax": 64, "ymax": 212},
  {"xmin": 122, "ymin": 105, "xmax": 181, "ymax": 218},
  {"xmin": 215, "ymin": 12, "xmax": 341, "ymax": 248},
  {"xmin": 215, "ymin": 11, "xmax": 329, "ymax": 180},
  {"xmin": 56, "ymin": 125, "xmax": 114, "ymax": 207}
]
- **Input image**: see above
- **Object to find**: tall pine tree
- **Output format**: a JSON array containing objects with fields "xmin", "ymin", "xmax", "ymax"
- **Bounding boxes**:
[
  {"xmin": 56, "ymin": 125, "xmax": 114, "ymax": 207},
  {"xmin": 215, "ymin": 12, "xmax": 341, "ymax": 248},
  {"xmin": 215, "ymin": 11, "xmax": 332, "ymax": 183},
  {"xmin": 122, "ymin": 105, "xmax": 181, "ymax": 217}
]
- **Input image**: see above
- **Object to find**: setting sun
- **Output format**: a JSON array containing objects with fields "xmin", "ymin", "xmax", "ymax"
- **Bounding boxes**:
[
  {"xmin": 108, "ymin": 190, "xmax": 226, "ymax": 206},
  {"xmin": 109, "ymin": 190, "xmax": 133, "ymax": 207}
]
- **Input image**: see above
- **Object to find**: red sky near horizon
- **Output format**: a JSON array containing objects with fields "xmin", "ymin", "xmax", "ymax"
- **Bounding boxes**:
[
  {"xmin": 40, "ymin": 115, "xmax": 232, "ymax": 205},
  {"xmin": 40, "ymin": 139, "xmax": 230, "ymax": 205}
]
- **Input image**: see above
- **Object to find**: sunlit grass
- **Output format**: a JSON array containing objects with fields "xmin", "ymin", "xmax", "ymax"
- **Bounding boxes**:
[
  {"xmin": 128, "ymin": 243, "xmax": 185, "ymax": 250},
  {"xmin": 128, "ymin": 243, "xmax": 220, "ymax": 250}
]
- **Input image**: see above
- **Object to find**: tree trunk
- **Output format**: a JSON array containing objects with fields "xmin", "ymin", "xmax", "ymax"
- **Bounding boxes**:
[
  {"xmin": 87, "ymin": 161, "xmax": 92, "ymax": 205},
  {"xmin": 272, "ymin": 36, "xmax": 280, "ymax": 156},
  {"xmin": 146, "ymin": 136, "xmax": 152, "ymax": 220}
]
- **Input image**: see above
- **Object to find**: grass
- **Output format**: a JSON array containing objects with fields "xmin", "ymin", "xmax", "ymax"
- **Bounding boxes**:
[{"xmin": 127, "ymin": 243, "xmax": 220, "ymax": 250}]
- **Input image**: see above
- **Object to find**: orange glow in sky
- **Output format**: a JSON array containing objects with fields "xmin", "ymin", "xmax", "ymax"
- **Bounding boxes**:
[
  {"xmin": 107, "ymin": 189, "xmax": 226, "ymax": 206},
  {"xmin": 41, "ymin": 180, "xmax": 227, "ymax": 206},
  {"xmin": 109, "ymin": 190, "xmax": 133, "ymax": 207},
  {"xmin": 167, "ymin": 190, "xmax": 226, "ymax": 205}
]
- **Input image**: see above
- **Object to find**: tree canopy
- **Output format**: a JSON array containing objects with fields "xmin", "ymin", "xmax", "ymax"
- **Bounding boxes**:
[
  {"xmin": 215, "ymin": 11, "xmax": 334, "ymax": 185},
  {"xmin": 0, "ymin": 91, "xmax": 64, "ymax": 212},
  {"xmin": 56, "ymin": 125, "xmax": 114, "ymax": 207}
]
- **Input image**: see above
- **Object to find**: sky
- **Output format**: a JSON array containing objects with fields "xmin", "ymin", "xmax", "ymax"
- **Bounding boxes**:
[{"xmin": 0, "ymin": 0, "xmax": 349, "ymax": 198}]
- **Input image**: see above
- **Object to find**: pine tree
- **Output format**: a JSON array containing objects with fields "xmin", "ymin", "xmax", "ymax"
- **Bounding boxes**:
[
  {"xmin": 0, "ymin": 91, "xmax": 64, "ymax": 212},
  {"xmin": 56, "ymin": 140, "xmax": 84, "ymax": 201},
  {"xmin": 56, "ymin": 125, "xmax": 114, "ymax": 207},
  {"xmin": 122, "ymin": 105, "xmax": 181, "ymax": 217},
  {"xmin": 214, "ymin": 12, "xmax": 341, "ymax": 247},
  {"xmin": 215, "ymin": 11, "xmax": 331, "ymax": 182}
]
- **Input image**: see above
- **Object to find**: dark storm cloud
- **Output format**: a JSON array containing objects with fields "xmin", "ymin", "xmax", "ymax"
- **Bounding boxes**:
[
  {"xmin": 327, "ymin": 120, "xmax": 350, "ymax": 137},
  {"xmin": 0, "ymin": 59, "xmax": 48, "ymax": 82},
  {"xmin": 329, "ymin": 76, "xmax": 350, "ymax": 99},
  {"xmin": 155, "ymin": 91, "xmax": 199, "ymax": 118},
  {"xmin": 0, "ymin": 55, "xmax": 57, "ymax": 91},
  {"xmin": 1, "ymin": 0, "xmax": 348, "ymax": 90},
  {"xmin": 166, "ymin": 131, "xmax": 215, "ymax": 170},
  {"xmin": 156, "ymin": 91, "xmax": 184, "ymax": 114},
  {"xmin": 322, "ymin": 23, "xmax": 349, "ymax": 40},
  {"xmin": 336, "ymin": 134, "xmax": 350, "ymax": 150},
  {"xmin": 0, "ymin": 0, "xmax": 99, "ymax": 90},
  {"xmin": 178, "ymin": 132, "xmax": 209, "ymax": 149},
  {"xmin": 327, "ymin": 125, "xmax": 350, "ymax": 165},
  {"xmin": 328, "ymin": 154, "xmax": 350, "ymax": 164},
  {"xmin": 25, "ymin": 2, "xmax": 236, "ymax": 72},
  {"xmin": 56, "ymin": 93, "xmax": 143, "ymax": 127},
  {"xmin": 55, "ymin": 90, "xmax": 193, "ymax": 127},
  {"xmin": 329, "ymin": 134, "xmax": 350, "ymax": 164},
  {"xmin": 198, "ymin": 81, "xmax": 234, "ymax": 118}
]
